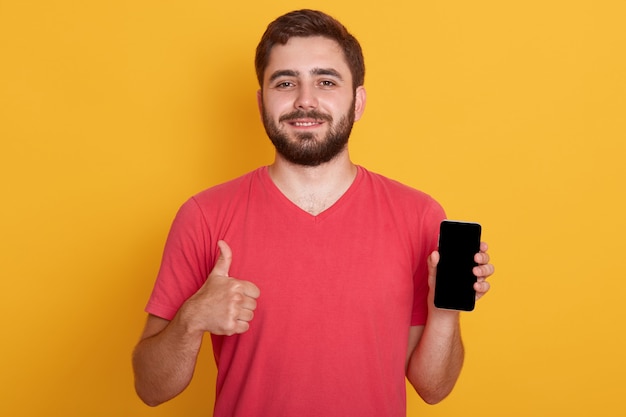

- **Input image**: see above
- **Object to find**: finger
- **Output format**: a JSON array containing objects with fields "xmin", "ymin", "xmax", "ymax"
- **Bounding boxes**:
[
  {"xmin": 427, "ymin": 251, "xmax": 439, "ymax": 286},
  {"xmin": 212, "ymin": 240, "xmax": 232, "ymax": 277},
  {"xmin": 473, "ymin": 263, "xmax": 495, "ymax": 278},
  {"xmin": 474, "ymin": 251, "xmax": 490, "ymax": 265},
  {"xmin": 237, "ymin": 308, "xmax": 255, "ymax": 322},
  {"xmin": 234, "ymin": 321, "xmax": 251, "ymax": 334},
  {"xmin": 222, "ymin": 318, "xmax": 251, "ymax": 336},
  {"xmin": 474, "ymin": 279, "xmax": 491, "ymax": 296},
  {"xmin": 426, "ymin": 251, "xmax": 441, "ymax": 297},
  {"xmin": 240, "ymin": 295, "xmax": 258, "ymax": 311},
  {"xmin": 241, "ymin": 281, "xmax": 261, "ymax": 299},
  {"xmin": 427, "ymin": 250, "xmax": 440, "ymax": 270}
]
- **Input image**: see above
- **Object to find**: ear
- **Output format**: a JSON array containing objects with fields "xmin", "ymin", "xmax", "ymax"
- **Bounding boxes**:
[
  {"xmin": 353, "ymin": 86, "xmax": 366, "ymax": 122},
  {"xmin": 256, "ymin": 89, "xmax": 263, "ymax": 116}
]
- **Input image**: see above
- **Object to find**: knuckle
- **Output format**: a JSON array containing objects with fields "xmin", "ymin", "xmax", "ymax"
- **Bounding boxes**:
[
  {"xmin": 237, "ymin": 322, "xmax": 250, "ymax": 334},
  {"xmin": 220, "ymin": 320, "xmax": 237, "ymax": 336}
]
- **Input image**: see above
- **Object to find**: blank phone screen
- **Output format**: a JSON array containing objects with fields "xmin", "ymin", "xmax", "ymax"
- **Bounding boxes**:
[{"xmin": 434, "ymin": 220, "xmax": 481, "ymax": 311}]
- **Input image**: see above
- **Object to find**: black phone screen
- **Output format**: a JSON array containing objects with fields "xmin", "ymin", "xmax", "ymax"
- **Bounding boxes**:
[{"xmin": 434, "ymin": 220, "xmax": 482, "ymax": 311}]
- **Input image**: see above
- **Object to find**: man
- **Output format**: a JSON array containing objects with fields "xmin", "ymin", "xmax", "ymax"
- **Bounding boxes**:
[{"xmin": 132, "ymin": 9, "xmax": 494, "ymax": 417}]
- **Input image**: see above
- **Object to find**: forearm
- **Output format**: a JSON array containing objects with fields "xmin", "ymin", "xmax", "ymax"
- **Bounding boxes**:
[
  {"xmin": 132, "ymin": 313, "xmax": 204, "ymax": 406},
  {"xmin": 406, "ymin": 312, "xmax": 464, "ymax": 404}
]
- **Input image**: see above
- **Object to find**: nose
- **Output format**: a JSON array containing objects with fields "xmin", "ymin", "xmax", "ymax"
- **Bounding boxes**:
[{"xmin": 294, "ymin": 84, "xmax": 318, "ymax": 110}]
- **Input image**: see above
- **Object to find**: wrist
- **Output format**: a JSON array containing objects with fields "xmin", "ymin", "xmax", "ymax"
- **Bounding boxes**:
[
  {"xmin": 173, "ymin": 302, "xmax": 206, "ymax": 341},
  {"xmin": 427, "ymin": 307, "xmax": 461, "ymax": 330}
]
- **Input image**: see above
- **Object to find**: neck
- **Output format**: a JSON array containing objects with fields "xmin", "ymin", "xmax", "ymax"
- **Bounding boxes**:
[{"xmin": 269, "ymin": 151, "xmax": 357, "ymax": 215}]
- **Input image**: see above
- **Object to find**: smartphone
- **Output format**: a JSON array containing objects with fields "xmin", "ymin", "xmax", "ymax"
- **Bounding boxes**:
[{"xmin": 434, "ymin": 220, "xmax": 482, "ymax": 311}]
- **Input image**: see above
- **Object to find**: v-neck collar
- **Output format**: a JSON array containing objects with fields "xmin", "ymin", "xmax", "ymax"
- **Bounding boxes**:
[{"xmin": 259, "ymin": 165, "xmax": 364, "ymax": 222}]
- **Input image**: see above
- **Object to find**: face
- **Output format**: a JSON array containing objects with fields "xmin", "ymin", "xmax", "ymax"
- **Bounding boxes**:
[{"xmin": 258, "ymin": 36, "xmax": 366, "ymax": 166}]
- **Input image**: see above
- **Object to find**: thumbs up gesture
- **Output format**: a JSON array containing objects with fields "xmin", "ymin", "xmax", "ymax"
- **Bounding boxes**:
[{"xmin": 179, "ymin": 240, "xmax": 260, "ymax": 336}]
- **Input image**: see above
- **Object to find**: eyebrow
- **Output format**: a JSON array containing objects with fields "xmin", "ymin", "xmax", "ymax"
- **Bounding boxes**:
[
  {"xmin": 312, "ymin": 67, "xmax": 343, "ymax": 80},
  {"xmin": 268, "ymin": 69, "xmax": 299, "ymax": 83},
  {"xmin": 268, "ymin": 67, "xmax": 344, "ymax": 83}
]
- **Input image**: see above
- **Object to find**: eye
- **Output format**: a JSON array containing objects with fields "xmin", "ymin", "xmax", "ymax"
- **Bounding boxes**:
[
  {"xmin": 319, "ymin": 80, "xmax": 336, "ymax": 88},
  {"xmin": 275, "ymin": 81, "xmax": 295, "ymax": 89}
]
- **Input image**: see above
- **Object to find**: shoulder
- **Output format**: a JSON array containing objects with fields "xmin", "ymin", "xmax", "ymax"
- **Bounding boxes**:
[
  {"xmin": 173, "ymin": 167, "xmax": 267, "ymax": 224},
  {"xmin": 192, "ymin": 167, "xmax": 266, "ymax": 204},
  {"xmin": 357, "ymin": 166, "xmax": 444, "ymax": 216}
]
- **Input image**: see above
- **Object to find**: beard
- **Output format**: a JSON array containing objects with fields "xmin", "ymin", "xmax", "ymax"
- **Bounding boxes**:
[{"xmin": 261, "ymin": 101, "xmax": 356, "ymax": 167}]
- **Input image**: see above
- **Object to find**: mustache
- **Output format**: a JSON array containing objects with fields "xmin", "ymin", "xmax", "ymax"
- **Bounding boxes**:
[{"xmin": 279, "ymin": 110, "xmax": 333, "ymax": 123}]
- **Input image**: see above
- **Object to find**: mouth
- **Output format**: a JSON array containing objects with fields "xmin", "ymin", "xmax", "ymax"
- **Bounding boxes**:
[
  {"xmin": 279, "ymin": 111, "xmax": 332, "ymax": 129},
  {"xmin": 289, "ymin": 120, "xmax": 324, "ymax": 128}
]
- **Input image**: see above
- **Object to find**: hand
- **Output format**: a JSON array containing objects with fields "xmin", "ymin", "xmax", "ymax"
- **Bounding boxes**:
[
  {"xmin": 473, "ymin": 241, "xmax": 494, "ymax": 300},
  {"xmin": 427, "ymin": 241, "xmax": 495, "ymax": 307},
  {"xmin": 179, "ymin": 240, "xmax": 260, "ymax": 336}
]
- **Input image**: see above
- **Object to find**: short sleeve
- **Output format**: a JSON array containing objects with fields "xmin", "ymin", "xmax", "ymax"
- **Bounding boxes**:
[
  {"xmin": 411, "ymin": 198, "xmax": 446, "ymax": 326},
  {"xmin": 145, "ymin": 197, "xmax": 213, "ymax": 320}
]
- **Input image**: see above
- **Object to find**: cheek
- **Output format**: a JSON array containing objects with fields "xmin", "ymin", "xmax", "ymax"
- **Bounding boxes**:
[{"xmin": 262, "ymin": 95, "xmax": 292, "ymax": 117}]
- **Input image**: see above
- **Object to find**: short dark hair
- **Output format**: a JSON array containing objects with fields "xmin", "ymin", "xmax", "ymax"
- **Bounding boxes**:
[{"xmin": 255, "ymin": 9, "xmax": 365, "ymax": 90}]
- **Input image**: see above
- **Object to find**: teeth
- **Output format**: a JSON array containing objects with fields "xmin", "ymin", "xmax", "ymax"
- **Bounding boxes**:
[{"xmin": 294, "ymin": 122, "xmax": 318, "ymax": 127}]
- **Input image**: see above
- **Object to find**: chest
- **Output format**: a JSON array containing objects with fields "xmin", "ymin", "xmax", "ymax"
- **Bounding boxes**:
[{"xmin": 223, "ymin": 202, "xmax": 417, "ymax": 328}]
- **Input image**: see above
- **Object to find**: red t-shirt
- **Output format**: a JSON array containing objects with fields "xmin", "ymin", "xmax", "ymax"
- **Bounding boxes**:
[{"xmin": 146, "ymin": 166, "xmax": 445, "ymax": 417}]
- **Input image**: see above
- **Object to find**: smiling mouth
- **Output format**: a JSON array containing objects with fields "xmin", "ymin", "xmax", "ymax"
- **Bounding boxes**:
[
  {"xmin": 291, "ymin": 121, "xmax": 323, "ymax": 127},
  {"xmin": 280, "ymin": 111, "xmax": 332, "ymax": 127}
]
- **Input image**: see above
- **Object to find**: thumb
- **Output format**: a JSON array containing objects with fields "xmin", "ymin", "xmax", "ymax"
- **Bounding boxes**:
[
  {"xmin": 427, "ymin": 250, "xmax": 440, "ymax": 287},
  {"xmin": 212, "ymin": 240, "xmax": 232, "ymax": 277},
  {"xmin": 427, "ymin": 250, "xmax": 440, "ymax": 270}
]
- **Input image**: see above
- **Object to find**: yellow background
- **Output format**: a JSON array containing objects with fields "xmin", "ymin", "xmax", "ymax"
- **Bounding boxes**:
[{"xmin": 1, "ymin": 0, "xmax": 625, "ymax": 415}]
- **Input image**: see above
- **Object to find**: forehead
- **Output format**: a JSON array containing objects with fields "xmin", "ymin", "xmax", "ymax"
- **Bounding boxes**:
[{"xmin": 264, "ymin": 36, "xmax": 351, "ymax": 81}]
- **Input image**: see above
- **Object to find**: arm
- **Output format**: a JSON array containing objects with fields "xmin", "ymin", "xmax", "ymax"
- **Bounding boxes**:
[
  {"xmin": 132, "ymin": 314, "xmax": 203, "ymax": 406},
  {"xmin": 132, "ymin": 241, "xmax": 260, "ymax": 406},
  {"xmin": 406, "ymin": 242, "xmax": 494, "ymax": 404},
  {"xmin": 406, "ymin": 311, "xmax": 464, "ymax": 404}
]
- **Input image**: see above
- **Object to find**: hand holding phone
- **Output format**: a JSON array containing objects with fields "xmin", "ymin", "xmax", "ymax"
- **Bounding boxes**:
[{"xmin": 434, "ymin": 220, "xmax": 482, "ymax": 311}]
